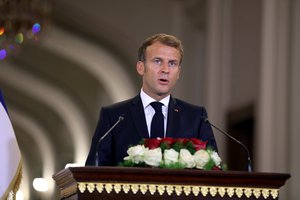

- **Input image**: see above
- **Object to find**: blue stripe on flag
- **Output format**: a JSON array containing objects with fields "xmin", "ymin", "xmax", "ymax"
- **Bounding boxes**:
[{"xmin": 0, "ymin": 90, "xmax": 8, "ymax": 113}]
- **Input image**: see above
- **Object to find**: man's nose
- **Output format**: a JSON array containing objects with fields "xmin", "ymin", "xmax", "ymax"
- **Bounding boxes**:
[{"xmin": 160, "ymin": 63, "xmax": 170, "ymax": 73}]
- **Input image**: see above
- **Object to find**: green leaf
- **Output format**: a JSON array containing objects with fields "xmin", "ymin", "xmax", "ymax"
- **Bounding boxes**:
[
  {"xmin": 160, "ymin": 142, "xmax": 170, "ymax": 153},
  {"xmin": 120, "ymin": 160, "xmax": 135, "ymax": 167},
  {"xmin": 160, "ymin": 162, "xmax": 186, "ymax": 169},
  {"xmin": 203, "ymin": 159, "xmax": 215, "ymax": 170},
  {"xmin": 172, "ymin": 142, "xmax": 185, "ymax": 152},
  {"xmin": 186, "ymin": 142, "xmax": 196, "ymax": 154}
]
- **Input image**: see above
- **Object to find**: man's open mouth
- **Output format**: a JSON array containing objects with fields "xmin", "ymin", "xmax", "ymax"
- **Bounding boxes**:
[{"xmin": 159, "ymin": 78, "xmax": 168, "ymax": 84}]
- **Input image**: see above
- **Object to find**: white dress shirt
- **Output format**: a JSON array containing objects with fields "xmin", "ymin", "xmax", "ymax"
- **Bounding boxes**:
[{"xmin": 140, "ymin": 89, "xmax": 169, "ymax": 137}]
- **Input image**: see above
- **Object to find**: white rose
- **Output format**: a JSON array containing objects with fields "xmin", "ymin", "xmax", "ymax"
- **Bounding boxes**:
[
  {"xmin": 210, "ymin": 151, "xmax": 222, "ymax": 166},
  {"xmin": 144, "ymin": 148, "xmax": 162, "ymax": 167},
  {"xmin": 164, "ymin": 149, "xmax": 179, "ymax": 165},
  {"xmin": 124, "ymin": 145, "xmax": 146, "ymax": 164},
  {"xmin": 194, "ymin": 150, "xmax": 210, "ymax": 169},
  {"xmin": 179, "ymin": 149, "xmax": 195, "ymax": 168}
]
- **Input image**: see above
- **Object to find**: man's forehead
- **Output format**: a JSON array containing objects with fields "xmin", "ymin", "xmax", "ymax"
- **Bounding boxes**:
[{"xmin": 145, "ymin": 43, "xmax": 181, "ymax": 59}]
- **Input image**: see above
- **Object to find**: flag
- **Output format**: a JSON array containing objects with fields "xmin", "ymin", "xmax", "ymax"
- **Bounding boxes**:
[{"xmin": 0, "ymin": 90, "xmax": 22, "ymax": 200}]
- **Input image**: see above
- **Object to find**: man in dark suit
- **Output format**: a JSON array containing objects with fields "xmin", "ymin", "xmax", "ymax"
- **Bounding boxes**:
[{"xmin": 86, "ymin": 33, "xmax": 218, "ymax": 166}]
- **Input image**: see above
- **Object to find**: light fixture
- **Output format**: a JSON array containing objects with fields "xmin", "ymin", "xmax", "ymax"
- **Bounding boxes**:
[
  {"xmin": 32, "ymin": 178, "xmax": 49, "ymax": 192},
  {"xmin": 0, "ymin": 0, "xmax": 51, "ymax": 60},
  {"xmin": 65, "ymin": 163, "xmax": 83, "ymax": 168},
  {"xmin": 16, "ymin": 190, "xmax": 24, "ymax": 200}
]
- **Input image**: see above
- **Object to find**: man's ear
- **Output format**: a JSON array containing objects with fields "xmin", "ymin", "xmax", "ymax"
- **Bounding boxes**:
[{"xmin": 136, "ymin": 61, "xmax": 145, "ymax": 76}]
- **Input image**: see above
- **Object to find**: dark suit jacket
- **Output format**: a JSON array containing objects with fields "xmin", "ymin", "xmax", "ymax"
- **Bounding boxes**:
[{"xmin": 85, "ymin": 95, "xmax": 218, "ymax": 166}]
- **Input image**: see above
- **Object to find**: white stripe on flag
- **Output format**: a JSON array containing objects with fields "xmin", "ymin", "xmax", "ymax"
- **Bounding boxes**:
[{"xmin": 0, "ymin": 101, "xmax": 22, "ymax": 199}]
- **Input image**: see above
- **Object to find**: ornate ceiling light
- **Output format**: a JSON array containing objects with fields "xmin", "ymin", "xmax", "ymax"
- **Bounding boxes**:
[{"xmin": 0, "ymin": 0, "xmax": 51, "ymax": 60}]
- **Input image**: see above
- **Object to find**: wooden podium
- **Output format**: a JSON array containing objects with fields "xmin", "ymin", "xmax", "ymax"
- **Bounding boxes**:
[{"xmin": 53, "ymin": 167, "xmax": 290, "ymax": 200}]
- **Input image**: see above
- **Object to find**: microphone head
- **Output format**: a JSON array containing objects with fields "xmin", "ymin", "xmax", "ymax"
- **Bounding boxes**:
[
  {"xmin": 201, "ymin": 116, "xmax": 209, "ymax": 123},
  {"xmin": 119, "ymin": 115, "xmax": 125, "ymax": 121}
]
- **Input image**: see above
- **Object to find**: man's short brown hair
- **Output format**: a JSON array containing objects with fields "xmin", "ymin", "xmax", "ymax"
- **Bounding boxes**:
[{"xmin": 138, "ymin": 33, "xmax": 184, "ymax": 64}]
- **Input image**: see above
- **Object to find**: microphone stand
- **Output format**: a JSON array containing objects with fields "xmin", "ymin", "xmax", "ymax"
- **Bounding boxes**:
[
  {"xmin": 205, "ymin": 118, "xmax": 252, "ymax": 172},
  {"xmin": 95, "ymin": 115, "xmax": 124, "ymax": 166}
]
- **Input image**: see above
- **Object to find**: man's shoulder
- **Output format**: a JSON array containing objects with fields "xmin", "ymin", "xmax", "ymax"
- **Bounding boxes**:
[
  {"xmin": 102, "ymin": 95, "xmax": 139, "ymax": 111},
  {"xmin": 173, "ymin": 98, "xmax": 205, "ymax": 110},
  {"xmin": 172, "ymin": 98, "xmax": 208, "ymax": 118}
]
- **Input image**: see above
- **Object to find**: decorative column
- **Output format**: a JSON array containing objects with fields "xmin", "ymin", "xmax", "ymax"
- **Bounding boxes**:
[
  {"xmin": 204, "ymin": 0, "xmax": 232, "ymax": 159},
  {"xmin": 256, "ymin": 0, "xmax": 290, "ymax": 172},
  {"xmin": 289, "ymin": 0, "xmax": 300, "ymax": 198}
]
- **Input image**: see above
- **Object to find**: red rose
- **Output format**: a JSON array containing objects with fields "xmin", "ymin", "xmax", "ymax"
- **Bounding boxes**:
[
  {"xmin": 190, "ymin": 138, "xmax": 207, "ymax": 151},
  {"xmin": 175, "ymin": 138, "xmax": 189, "ymax": 144},
  {"xmin": 161, "ymin": 137, "xmax": 175, "ymax": 145},
  {"xmin": 144, "ymin": 138, "xmax": 161, "ymax": 149},
  {"xmin": 159, "ymin": 137, "xmax": 175, "ymax": 149}
]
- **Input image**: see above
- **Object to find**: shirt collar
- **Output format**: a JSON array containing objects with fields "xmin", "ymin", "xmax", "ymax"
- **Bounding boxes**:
[{"xmin": 140, "ymin": 89, "xmax": 170, "ymax": 109}]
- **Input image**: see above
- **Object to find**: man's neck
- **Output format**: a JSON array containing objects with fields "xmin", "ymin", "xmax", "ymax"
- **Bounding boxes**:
[
  {"xmin": 140, "ymin": 89, "xmax": 170, "ymax": 108},
  {"xmin": 140, "ymin": 89, "xmax": 170, "ymax": 101}
]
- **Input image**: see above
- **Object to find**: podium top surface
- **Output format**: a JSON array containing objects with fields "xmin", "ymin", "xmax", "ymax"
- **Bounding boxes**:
[{"xmin": 53, "ymin": 166, "xmax": 290, "ymax": 189}]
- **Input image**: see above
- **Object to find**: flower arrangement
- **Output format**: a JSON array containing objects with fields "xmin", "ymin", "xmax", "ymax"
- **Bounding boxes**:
[{"xmin": 121, "ymin": 137, "xmax": 224, "ymax": 170}]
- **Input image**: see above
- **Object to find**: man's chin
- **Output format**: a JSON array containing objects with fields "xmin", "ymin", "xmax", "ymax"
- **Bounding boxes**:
[{"xmin": 156, "ymin": 90, "xmax": 171, "ymax": 97}]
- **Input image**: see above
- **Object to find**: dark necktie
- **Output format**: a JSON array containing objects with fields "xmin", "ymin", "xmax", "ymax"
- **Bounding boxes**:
[{"xmin": 150, "ymin": 102, "xmax": 164, "ymax": 138}]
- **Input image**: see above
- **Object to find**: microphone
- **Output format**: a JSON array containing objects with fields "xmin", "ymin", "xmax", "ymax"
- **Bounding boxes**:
[
  {"xmin": 203, "ymin": 117, "xmax": 252, "ymax": 172},
  {"xmin": 95, "ymin": 115, "xmax": 125, "ymax": 166}
]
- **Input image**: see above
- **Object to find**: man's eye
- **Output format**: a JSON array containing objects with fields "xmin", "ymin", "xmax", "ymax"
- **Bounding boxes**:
[
  {"xmin": 169, "ymin": 61, "xmax": 178, "ymax": 67},
  {"xmin": 153, "ymin": 59, "xmax": 161, "ymax": 65}
]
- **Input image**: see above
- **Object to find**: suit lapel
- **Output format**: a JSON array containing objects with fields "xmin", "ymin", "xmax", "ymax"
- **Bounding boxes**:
[
  {"xmin": 166, "ymin": 96, "xmax": 181, "ymax": 138},
  {"xmin": 130, "ymin": 95, "xmax": 149, "ymax": 138}
]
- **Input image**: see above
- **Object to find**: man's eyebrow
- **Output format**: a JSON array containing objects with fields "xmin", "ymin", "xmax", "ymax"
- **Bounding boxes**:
[
  {"xmin": 150, "ymin": 57, "xmax": 163, "ymax": 61},
  {"xmin": 168, "ymin": 59, "xmax": 179, "ymax": 62},
  {"xmin": 150, "ymin": 57, "xmax": 179, "ymax": 62}
]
